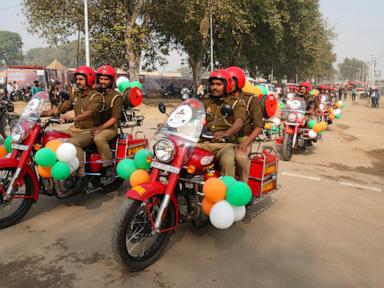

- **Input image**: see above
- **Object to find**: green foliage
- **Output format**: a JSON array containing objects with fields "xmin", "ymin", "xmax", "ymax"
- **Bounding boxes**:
[
  {"xmin": 25, "ymin": 41, "xmax": 83, "ymax": 67},
  {"xmin": 338, "ymin": 57, "xmax": 368, "ymax": 81},
  {"xmin": 22, "ymin": 0, "xmax": 336, "ymax": 83},
  {"xmin": 0, "ymin": 31, "xmax": 23, "ymax": 66}
]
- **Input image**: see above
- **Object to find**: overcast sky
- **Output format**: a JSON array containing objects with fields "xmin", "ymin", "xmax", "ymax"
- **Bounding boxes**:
[{"xmin": 1, "ymin": 0, "xmax": 383, "ymax": 72}]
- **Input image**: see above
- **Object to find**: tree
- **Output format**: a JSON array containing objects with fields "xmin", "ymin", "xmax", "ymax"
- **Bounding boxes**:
[
  {"xmin": 0, "ymin": 31, "xmax": 23, "ymax": 66},
  {"xmin": 22, "ymin": 0, "xmax": 169, "ymax": 80},
  {"xmin": 24, "ymin": 41, "xmax": 83, "ymax": 67},
  {"xmin": 150, "ymin": 0, "xmax": 250, "ymax": 87},
  {"xmin": 338, "ymin": 58, "xmax": 368, "ymax": 81}
]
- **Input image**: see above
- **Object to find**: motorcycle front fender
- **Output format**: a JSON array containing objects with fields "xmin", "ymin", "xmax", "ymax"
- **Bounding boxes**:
[
  {"xmin": 125, "ymin": 181, "xmax": 179, "ymax": 220},
  {"xmin": 0, "ymin": 158, "xmax": 40, "ymax": 201}
]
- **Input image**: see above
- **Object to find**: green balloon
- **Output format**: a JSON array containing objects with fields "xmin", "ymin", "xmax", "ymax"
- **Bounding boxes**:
[
  {"xmin": 134, "ymin": 149, "xmax": 153, "ymax": 170},
  {"xmin": 51, "ymin": 161, "xmax": 71, "ymax": 180},
  {"xmin": 35, "ymin": 148, "xmax": 57, "ymax": 167},
  {"xmin": 4, "ymin": 136, "xmax": 12, "ymax": 153},
  {"xmin": 335, "ymin": 114, "xmax": 341, "ymax": 119},
  {"xmin": 221, "ymin": 176, "xmax": 237, "ymax": 188},
  {"xmin": 226, "ymin": 181, "xmax": 252, "ymax": 206},
  {"xmin": 116, "ymin": 159, "xmax": 137, "ymax": 180},
  {"xmin": 308, "ymin": 119, "xmax": 317, "ymax": 129},
  {"xmin": 279, "ymin": 102, "xmax": 285, "ymax": 109},
  {"xmin": 118, "ymin": 80, "xmax": 131, "ymax": 93},
  {"xmin": 257, "ymin": 85, "xmax": 268, "ymax": 95},
  {"xmin": 131, "ymin": 81, "xmax": 143, "ymax": 89}
]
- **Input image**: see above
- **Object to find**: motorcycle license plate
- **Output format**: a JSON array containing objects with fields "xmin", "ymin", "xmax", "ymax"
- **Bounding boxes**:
[
  {"xmin": 151, "ymin": 161, "xmax": 180, "ymax": 174},
  {"xmin": 11, "ymin": 144, "xmax": 28, "ymax": 151}
]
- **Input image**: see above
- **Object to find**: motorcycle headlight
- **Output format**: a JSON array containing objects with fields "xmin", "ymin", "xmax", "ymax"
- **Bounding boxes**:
[
  {"xmin": 287, "ymin": 113, "xmax": 298, "ymax": 123},
  {"xmin": 11, "ymin": 123, "xmax": 25, "ymax": 143},
  {"xmin": 154, "ymin": 138, "xmax": 175, "ymax": 163}
]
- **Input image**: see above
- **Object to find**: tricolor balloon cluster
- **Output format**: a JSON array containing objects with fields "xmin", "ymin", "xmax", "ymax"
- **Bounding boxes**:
[
  {"xmin": 264, "ymin": 118, "xmax": 281, "ymax": 135},
  {"xmin": 329, "ymin": 100, "xmax": 344, "ymax": 120},
  {"xmin": 116, "ymin": 149, "xmax": 153, "ymax": 187},
  {"xmin": 34, "ymin": 140, "xmax": 79, "ymax": 180},
  {"xmin": 202, "ymin": 176, "xmax": 252, "ymax": 229},
  {"xmin": 307, "ymin": 119, "xmax": 328, "ymax": 138},
  {"xmin": 116, "ymin": 76, "xmax": 143, "ymax": 93},
  {"xmin": 0, "ymin": 136, "xmax": 13, "ymax": 159}
]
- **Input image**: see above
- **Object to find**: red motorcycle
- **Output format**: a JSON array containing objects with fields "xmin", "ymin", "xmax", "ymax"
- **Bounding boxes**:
[
  {"xmin": 316, "ymin": 94, "xmax": 331, "ymax": 124},
  {"xmin": 111, "ymin": 98, "xmax": 278, "ymax": 271},
  {"xmin": 0, "ymin": 92, "xmax": 147, "ymax": 229},
  {"xmin": 279, "ymin": 97, "xmax": 314, "ymax": 161}
]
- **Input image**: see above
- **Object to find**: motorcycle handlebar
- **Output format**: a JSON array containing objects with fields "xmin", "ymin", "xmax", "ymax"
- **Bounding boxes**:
[{"xmin": 201, "ymin": 133, "xmax": 230, "ymax": 142}]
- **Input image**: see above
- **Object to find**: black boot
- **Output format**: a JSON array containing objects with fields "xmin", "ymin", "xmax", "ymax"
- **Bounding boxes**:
[
  {"xmin": 70, "ymin": 176, "xmax": 88, "ymax": 194},
  {"xmin": 103, "ymin": 166, "xmax": 115, "ymax": 178}
]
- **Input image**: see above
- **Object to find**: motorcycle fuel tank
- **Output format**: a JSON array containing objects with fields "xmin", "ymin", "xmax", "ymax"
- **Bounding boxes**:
[
  {"xmin": 41, "ymin": 130, "xmax": 71, "ymax": 146},
  {"xmin": 185, "ymin": 147, "xmax": 214, "ymax": 174}
]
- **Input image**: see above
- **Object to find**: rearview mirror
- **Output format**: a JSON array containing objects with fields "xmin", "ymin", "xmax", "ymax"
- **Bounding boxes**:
[
  {"xmin": 158, "ymin": 102, "xmax": 166, "ymax": 114},
  {"xmin": 220, "ymin": 104, "xmax": 233, "ymax": 118}
]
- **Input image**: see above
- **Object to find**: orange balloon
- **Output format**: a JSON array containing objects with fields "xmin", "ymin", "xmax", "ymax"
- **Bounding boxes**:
[
  {"xmin": 320, "ymin": 122, "xmax": 328, "ymax": 130},
  {"xmin": 329, "ymin": 114, "xmax": 335, "ymax": 120},
  {"xmin": 202, "ymin": 198, "xmax": 214, "ymax": 215},
  {"xmin": 0, "ymin": 146, "xmax": 8, "ymax": 158},
  {"xmin": 130, "ymin": 169, "xmax": 150, "ymax": 187},
  {"xmin": 45, "ymin": 140, "xmax": 63, "ymax": 152},
  {"xmin": 38, "ymin": 166, "xmax": 52, "ymax": 178},
  {"xmin": 313, "ymin": 123, "xmax": 322, "ymax": 133},
  {"xmin": 202, "ymin": 177, "xmax": 226, "ymax": 203}
]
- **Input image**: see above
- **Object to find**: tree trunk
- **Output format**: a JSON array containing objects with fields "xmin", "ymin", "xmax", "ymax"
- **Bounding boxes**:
[
  {"xmin": 190, "ymin": 57, "xmax": 202, "ymax": 89},
  {"xmin": 124, "ymin": 0, "xmax": 145, "ymax": 81}
]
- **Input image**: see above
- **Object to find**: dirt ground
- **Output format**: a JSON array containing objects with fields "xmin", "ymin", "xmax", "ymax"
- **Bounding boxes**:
[{"xmin": 0, "ymin": 97, "xmax": 383, "ymax": 288}]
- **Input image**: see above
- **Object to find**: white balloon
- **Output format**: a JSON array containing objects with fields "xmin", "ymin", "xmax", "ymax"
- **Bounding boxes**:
[
  {"xmin": 56, "ymin": 143, "xmax": 77, "ymax": 162},
  {"xmin": 232, "ymin": 205, "xmax": 246, "ymax": 222},
  {"xmin": 333, "ymin": 108, "xmax": 341, "ymax": 115},
  {"xmin": 272, "ymin": 118, "xmax": 281, "ymax": 126},
  {"xmin": 116, "ymin": 76, "xmax": 130, "ymax": 87},
  {"xmin": 338, "ymin": 100, "xmax": 343, "ymax": 105},
  {"xmin": 308, "ymin": 129, "xmax": 317, "ymax": 139},
  {"xmin": 209, "ymin": 200, "xmax": 235, "ymax": 229},
  {"xmin": 68, "ymin": 157, "xmax": 80, "ymax": 172}
]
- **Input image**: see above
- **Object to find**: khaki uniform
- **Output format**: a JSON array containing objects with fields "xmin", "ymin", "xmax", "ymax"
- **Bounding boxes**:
[
  {"xmin": 198, "ymin": 95, "xmax": 247, "ymax": 177},
  {"xmin": 94, "ymin": 89, "xmax": 123, "ymax": 167},
  {"xmin": 59, "ymin": 89, "xmax": 103, "ymax": 172},
  {"xmin": 235, "ymin": 92, "xmax": 264, "ymax": 182}
]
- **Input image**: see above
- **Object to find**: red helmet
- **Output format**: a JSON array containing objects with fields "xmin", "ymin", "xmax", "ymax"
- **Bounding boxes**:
[
  {"xmin": 96, "ymin": 65, "xmax": 117, "ymax": 84},
  {"xmin": 74, "ymin": 66, "xmax": 96, "ymax": 87},
  {"xmin": 226, "ymin": 66, "xmax": 246, "ymax": 90},
  {"xmin": 209, "ymin": 69, "xmax": 232, "ymax": 94},
  {"xmin": 318, "ymin": 85, "xmax": 327, "ymax": 91},
  {"xmin": 299, "ymin": 82, "xmax": 312, "ymax": 91}
]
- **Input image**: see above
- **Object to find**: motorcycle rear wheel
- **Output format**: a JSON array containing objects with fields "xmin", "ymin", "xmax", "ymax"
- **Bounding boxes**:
[
  {"xmin": 282, "ymin": 134, "xmax": 293, "ymax": 161},
  {"xmin": 112, "ymin": 196, "xmax": 176, "ymax": 271},
  {"xmin": 0, "ymin": 167, "xmax": 35, "ymax": 229}
]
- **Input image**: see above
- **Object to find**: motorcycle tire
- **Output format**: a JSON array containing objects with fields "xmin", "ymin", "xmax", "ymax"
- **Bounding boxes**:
[
  {"xmin": 1, "ymin": 118, "xmax": 14, "ymax": 139},
  {"xmin": 112, "ymin": 196, "xmax": 176, "ymax": 271},
  {"xmin": 0, "ymin": 167, "xmax": 35, "ymax": 229},
  {"xmin": 282, "ymin": 134, "xmax": 293, "ymax": 161}
]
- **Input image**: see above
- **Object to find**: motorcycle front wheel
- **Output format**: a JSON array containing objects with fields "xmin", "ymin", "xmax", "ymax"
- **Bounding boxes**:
[
  {"xmin": 282, "ymin": 134, "xmax": 293, "ymax": 161},
  {"xmin": 0, "ymin": 167, "xmax": 35, "ymax": 229},
  {"xmin": 112, "ymin": 196, "xmax": 176, "ymax": 271}
]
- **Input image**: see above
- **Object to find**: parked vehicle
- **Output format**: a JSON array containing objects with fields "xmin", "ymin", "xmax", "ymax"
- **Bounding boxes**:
[{"xmin": 0, "ymin": 98, "xmax": 18, "ymax": 139}]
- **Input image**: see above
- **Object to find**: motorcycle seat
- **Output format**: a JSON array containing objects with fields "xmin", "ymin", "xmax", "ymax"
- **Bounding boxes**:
[{"xmin": 84, "ymin": 134, "xmax": 120, "ymax": 153}]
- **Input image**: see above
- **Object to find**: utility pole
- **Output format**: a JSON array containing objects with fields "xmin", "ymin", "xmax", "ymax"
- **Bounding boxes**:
[
  {"xmin": 210, "ymin": 11, "xmax": 214, "ymax": 72},
  {"xmin": 84, "ymin": 0, "xmax": 90, "ymax": 66},
  {"xmin": 371, "ymin": 54, "xmax": 375, "ymax": 88}
]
